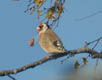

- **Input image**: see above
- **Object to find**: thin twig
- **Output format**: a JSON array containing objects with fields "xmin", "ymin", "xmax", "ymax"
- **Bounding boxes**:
[
  {"xmin": 84, "ymin": 37, "xmax": 102, "ymax": 48},
  {"xmin": 8, "ymin": 75, "xmax": 16, "ymax": 80},
  {"xmin": 74, "ymin": 10, "xmax": 102, "ymax": 21},
  {"xmin": 92, "ymin": 38, "xmax": 101, "ymax": 50}
]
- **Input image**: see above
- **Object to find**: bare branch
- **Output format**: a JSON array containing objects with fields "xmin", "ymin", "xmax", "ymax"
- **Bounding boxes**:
[{"xmin": 0, "ymin": 47, "xmax": 102, "ymax": 76}]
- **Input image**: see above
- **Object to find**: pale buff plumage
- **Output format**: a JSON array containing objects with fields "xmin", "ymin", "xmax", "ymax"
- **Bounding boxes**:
[{"xmin": 37, "ymin": 23, "xmax": 67, "ymax": 54}]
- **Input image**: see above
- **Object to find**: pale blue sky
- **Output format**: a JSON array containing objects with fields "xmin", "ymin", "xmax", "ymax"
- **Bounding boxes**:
[{"xmin": 0, "ymin": 0, "xmax": 102, "ymax": 80}]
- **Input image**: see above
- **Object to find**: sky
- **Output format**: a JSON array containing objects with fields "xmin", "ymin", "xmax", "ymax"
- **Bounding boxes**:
[{"xmin": 0, "ymin": 0, "xmax": 102, "ymax": 80}]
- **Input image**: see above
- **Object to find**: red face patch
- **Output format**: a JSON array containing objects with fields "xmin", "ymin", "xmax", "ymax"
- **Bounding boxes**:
[
  {"xmin": 36, "ymin": 24, "xmax": 43, "ymax": 32},
  {"xmin": 39, "ymin": 24, "xmax": 43, "ymax": 26}
]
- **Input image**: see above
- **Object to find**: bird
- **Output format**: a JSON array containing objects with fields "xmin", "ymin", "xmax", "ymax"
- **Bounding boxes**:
[{"xmin": 36, "ymin": 23, "xmax": 67, "ymax": 54}]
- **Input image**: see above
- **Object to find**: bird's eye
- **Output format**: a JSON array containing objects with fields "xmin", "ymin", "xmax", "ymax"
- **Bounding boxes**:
[{"xmin": 39, "ymin": 26, "xmax": 43, "ymax": 28}]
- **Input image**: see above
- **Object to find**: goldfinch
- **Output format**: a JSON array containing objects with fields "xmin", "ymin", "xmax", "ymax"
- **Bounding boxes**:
[{"xmin": 36, "ymin": 23, "xmax": 67, "ymax": 54}]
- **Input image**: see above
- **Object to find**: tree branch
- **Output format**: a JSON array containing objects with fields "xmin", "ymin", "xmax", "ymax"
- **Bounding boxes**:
[{"xmin": 0, "ymin": 47, "xmax": 102, "ymax": 76}]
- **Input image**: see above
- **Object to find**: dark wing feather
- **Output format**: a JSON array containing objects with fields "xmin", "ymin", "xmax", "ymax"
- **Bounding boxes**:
[{"xmin": 53, "ymin": 40, "xmax": 66, "ymax": 51}]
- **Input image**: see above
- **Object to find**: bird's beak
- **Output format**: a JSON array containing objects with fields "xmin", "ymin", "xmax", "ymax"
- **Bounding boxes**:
[
  {"xmin": 36, "ymin": 26, "xmax": 41, "ymax": 32},
  {"xmin": 36, "ymin": 24, "xmax": 43, "ymax": 32}
]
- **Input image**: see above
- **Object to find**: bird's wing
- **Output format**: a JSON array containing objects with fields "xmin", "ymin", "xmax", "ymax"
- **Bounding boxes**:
[{"xmin": 53, "ymin": 40, "xmax": 66, "ymax": 51}]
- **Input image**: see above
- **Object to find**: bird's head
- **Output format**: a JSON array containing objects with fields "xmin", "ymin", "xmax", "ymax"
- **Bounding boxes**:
[{"xmin": 36, "ymin": 23, "xmax": 49, "ymax": 34}]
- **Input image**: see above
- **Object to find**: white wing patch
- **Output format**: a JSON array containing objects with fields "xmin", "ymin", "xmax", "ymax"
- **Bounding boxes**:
[{"xmin": 53, "ymin": 40, "xmax": 66, "ymax": 51}]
